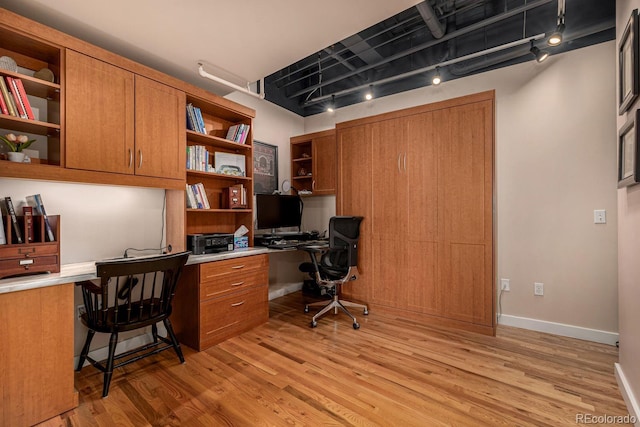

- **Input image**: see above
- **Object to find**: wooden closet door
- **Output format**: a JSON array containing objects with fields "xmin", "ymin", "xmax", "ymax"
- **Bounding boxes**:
[
  {"xmin": 66, "ymin": 50, "xmax": 134, "ymax": 174},
  {"xmin": 134, "ymin": 75, "xmax": 185, "ymax": 180},
  {"xmin": 371, "ymin": 118, "xmax": 408, "ymax": 307},
  {"xmin": 337, "ymin": 124, "xmax": 373, "ymax": 303},
  {"xmin": 405, "ymin": 112, "xmax": 440, "ymax": 315},
  {"xmin": 437, "ymin": 100, "xmax": 494, "ymax": 327}
]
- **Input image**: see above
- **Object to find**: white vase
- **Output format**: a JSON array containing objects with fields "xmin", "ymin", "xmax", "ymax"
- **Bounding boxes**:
[{"xmin": 7, "ymin": 152, "xmax": 26, "ymax": 163}]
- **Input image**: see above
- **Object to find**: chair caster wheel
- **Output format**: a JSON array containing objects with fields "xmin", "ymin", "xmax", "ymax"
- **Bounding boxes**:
[
  {"xmin": 363, "ymin": 309, "xmax": 369, "ymax": 315},
  {"xmin": 304, "ymin": 306, "xmax": 309, "ymax": 313},
  {"xmin": 353, "ymin": 322, "xmax": 360, "ymax": 329},
  {"xmin": 310, "ymin": 321, "xmax": 317, "ymax": 328}
]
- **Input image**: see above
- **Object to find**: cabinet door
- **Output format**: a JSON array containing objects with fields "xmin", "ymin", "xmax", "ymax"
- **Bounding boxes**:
[
  {"xmin": 337, "ymin": 124, "xmax": 372, "ymax": 303},
  {"xmin": 66, "ymin": 50, "xmax": 134, "ymax": 174},
  {"xmin": 134, "ymin": 75, "xmax": 186, "ymax": 180},
  {"xmin": 311, "ymin": 133, "xmax": 336, "ymax": 195},
  {"xmin": 371, "ymin": 117, "xmax": 408, "ymax": 240},
  {"xmin": 437, "ymin": 101, "xmax": 494, "ymax": 326},
  {"xmin": 405, "ymin": 112, "xmax": 440, "ymax": 315}
]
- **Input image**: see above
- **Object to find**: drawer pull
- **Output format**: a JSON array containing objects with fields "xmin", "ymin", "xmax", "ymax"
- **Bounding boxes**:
[
  {"xmin": 231, "ymin": 301, "xmax": 245, "ymax": 307},
  {"xmin": 19, "ymin": 259, "xmax": 34, "ymax": 266},
  {"xmin": 231, "ymin": 265, "xmax": 245, "ymax": 270},
  {"xmin": 231, "ymin": 281, "xmax": 245, "ymax": 287}
]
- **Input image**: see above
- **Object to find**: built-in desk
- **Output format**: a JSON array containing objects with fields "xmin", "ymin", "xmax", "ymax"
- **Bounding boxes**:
[{"xmin": 0, "ymin": 247, "xmax": 271, "ymax": 426}]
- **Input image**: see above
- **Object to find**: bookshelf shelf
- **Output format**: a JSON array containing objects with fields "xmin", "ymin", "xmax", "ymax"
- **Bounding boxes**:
[
  {"xmin": 0, "ymin": 115, "xmax": 61, "ymax": 136},
  {"xmin": 186, "ymin": 170, "xmax": 251, "ymax": 181},
  {"xmin": 0, "ymin": 69, "xmax": 61, "ymax": 100},
  {"xmin": 187, "ymin": 208, "xmax": 252, "ymax": 213},
  {"xmin": 186, "ymin": 130, "xmax": 251, "ymax": 152}
]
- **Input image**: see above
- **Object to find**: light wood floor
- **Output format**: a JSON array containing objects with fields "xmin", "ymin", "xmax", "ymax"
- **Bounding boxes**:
[{"xmin": 43, "ymin": 292, "xmax": 630, "ymax": 426}]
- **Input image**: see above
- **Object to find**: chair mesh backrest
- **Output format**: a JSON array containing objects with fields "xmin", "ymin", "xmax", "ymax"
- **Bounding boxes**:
[
  {"xmin": 83, "ymin": 252, "xmax": 189, "ymax": 328},
  {"xmin": 329, "ymin": 216, "xmax": 363, "ymax": 268}
]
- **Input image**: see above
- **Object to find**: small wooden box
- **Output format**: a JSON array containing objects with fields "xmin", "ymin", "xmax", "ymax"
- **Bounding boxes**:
[
  {"xmin": 221, "ymin": 185, "xmax": 247, "ymax": 209},
  {"xmin": 0, "ymin": 215, "xmax": 60, "ymax": 280}
]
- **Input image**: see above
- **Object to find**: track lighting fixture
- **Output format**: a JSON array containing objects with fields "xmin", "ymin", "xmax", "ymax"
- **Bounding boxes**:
[
  {"xmin": 432, "ymin": 67, "xmax": 442, "ymax": 85},
  {"xmin": 548, "ymin": 0, "xmax": 565, "ymax": 46},
  {"xmin": 327, "ymin": 95, "xmax": 335, "ymax": 112},
  {"xmin": 530, "ymin": 41, "xmax": 549, "ymax": 63},
  {"xmin": 364, "ymin": 85, "xmax": 373, "ymax": 101}
]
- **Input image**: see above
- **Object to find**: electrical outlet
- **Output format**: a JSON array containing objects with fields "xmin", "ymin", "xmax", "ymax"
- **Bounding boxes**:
[
  {"xmin": 76, "ymin": 304, "xmax": 86, "ymax": 319},
  {"xmin": 500, "ymin": 278, "xmax": 510, "ymax": 291},
  {"xmin": 534, "ymin": 282, "xmax": 544, "ymax": 296}
]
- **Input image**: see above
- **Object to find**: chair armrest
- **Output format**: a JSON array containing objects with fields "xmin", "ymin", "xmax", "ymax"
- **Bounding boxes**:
[{"xmin": 75, "ymin": 280, "xmax": 102, "ymax": 294}]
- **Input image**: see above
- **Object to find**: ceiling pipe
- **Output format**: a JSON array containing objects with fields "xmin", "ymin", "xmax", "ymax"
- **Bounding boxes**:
[
  {"xmin": 197, "ymin": 63, "xmax": 265, "ymax": 99},
  {"xmin": 416, "ymin": 0, "xmax": 445, "ymax": 39},
  {"xmin": 303, "ymin": 33, "xmax": 546, "ymax": 106},
  {"xmin": 288, "ymin": 0, "xmax": 554, "ymax": 99}
]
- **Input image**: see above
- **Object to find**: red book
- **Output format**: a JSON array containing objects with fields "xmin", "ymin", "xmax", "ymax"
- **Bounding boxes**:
[
  {"xmin": 14, "ymin": 78, "xmax": 34, "ymax": 120},
  {"xmin": 0, "ymin": 85, "xmax": 8, "ymax": 115},
  {"xmin": 22, "ymin": 206, "xmax": 34, "ymax": 243},
  {"xmin": 5, "ymin": 77, "xmax": 27, "ymax": 119}
]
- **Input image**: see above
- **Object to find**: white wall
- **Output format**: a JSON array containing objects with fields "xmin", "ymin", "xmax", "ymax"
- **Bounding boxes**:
[
  {"xmin": 616, "ymin": 1, "xmax": 640, "ymax": 423},
  {"xmin": 305, "ymin": 41, "xmax": 619, "ymax": 339}
]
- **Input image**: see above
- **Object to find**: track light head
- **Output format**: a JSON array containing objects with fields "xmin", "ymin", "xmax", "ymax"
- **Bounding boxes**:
[
  {"xmin": 530, "ymin": 41, "xmax": 549, "ymax": 63},
  {"xmin": 548, "ymin": 22, "xmax": 565, "ymax": 46},
  {"xmin": 364, "ymin": 85, "xmax": 373, "ymax": 101},
  {"xmin": 432, "ymin": 67, "xmax": 442, "ymax": 85},
  {"xmin": 327, "ymin": 95, "xmax": 335, "ymax": 112}
]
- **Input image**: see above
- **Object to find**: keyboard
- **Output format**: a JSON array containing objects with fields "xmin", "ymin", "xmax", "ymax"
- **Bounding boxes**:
[{"xmin": 266, "ymin": 239, "xmax": 300, "ymax": 249}]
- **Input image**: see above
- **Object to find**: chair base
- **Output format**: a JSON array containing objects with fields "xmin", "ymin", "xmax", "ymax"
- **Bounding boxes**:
[{"xmin": 305, "ymin": 294, "xmax": 368, "ymax": 329}]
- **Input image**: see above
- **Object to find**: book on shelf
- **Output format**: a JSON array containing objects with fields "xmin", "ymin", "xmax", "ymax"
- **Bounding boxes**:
[
  {"xmin": 191, "ymin": 183, "xmax": 204, "ymax": 209},
  {"xmin": 0, "ymin": 83, "xmax": 8, "ymax": 115},
  {"xmin": 0, "ymin": 213, "xmax": 6, "ymax": 245},
  {"xmin": 196, "ymin": 183, "xmax": 210, "ymax": 209},
  {"xmin": 0, "ymin": 77, "xmax": 17, "ymax": 117},
  {"xmin": 185, "ymin": 184, "xmax": 197, "ymax": 209},
  {"xmin": 26, "ymin": 194, "xmax": 55, "ymax": 242},
  {"xmin": 3, "ymin": 196, "xmax": 23, "ymax": 244},
  {"xmin": 6, "ymin": 77, "xmax": 28, "ymax": 119},
  {"xmin": 22, "ymin": 205, "xmax": 34, "ymax": 243},
  {"xmin": 13, "ymin": 78, "xmax": 35, "ymax": 120},
  {"xmin": 194, "ymin": 106, "xmax": 206, "ymax": 134}
]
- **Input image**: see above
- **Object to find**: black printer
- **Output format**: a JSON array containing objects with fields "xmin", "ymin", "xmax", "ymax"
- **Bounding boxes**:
[{"xmin": 187, "ymin": 233, "xmax": 234, "ymax": 254}]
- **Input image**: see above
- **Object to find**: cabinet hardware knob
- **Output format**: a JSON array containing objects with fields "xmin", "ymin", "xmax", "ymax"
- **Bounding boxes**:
[
  {"xmin": 231, "ymin": 301, "xmax": 246, "ymax": 307},
  {"xmin": 128, "ymin": 149, "xmax": 133, "ymax": 168},
  {"xmin": 138, "ymin": 150, "xmax": 143, "ymax": 168},
  {"xmin": 231, "ymin": 265, "xmax": 245, "ymax": 269},
  {"xmin": 231, "ymin": 281, "xmax": 244, "ymax": 287}
]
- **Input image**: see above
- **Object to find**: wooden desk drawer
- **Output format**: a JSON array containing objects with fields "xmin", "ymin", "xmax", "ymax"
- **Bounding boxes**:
[
  {"xmin": 0, "ymin": 243, "xmax": 59, "ymax": 259},
  {"xmin": 199, "ymin": 285, "xmax": 268, "ymax": 348},
  {"xmin": 0, "ymin": 255, "xmax": 59, "ymax": 277},
  {"xmin": 200, "ymin": 268, "xmax": 268, "ymax": 300},
  {"xmin": 200, "ymin": 254, "xmax": 268, "ymax": 279}
]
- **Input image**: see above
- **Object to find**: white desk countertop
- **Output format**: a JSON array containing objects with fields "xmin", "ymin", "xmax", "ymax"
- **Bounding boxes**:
[{"xmin": 0, "ymin": 247, "xmax": 272, "ymax": 295}]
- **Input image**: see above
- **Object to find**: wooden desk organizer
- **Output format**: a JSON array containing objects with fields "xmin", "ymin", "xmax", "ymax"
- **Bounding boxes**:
[
  {"xmin": 222, "ymin": 185, "xmax": 247, "ymax": 209},
  {"xmin": 0, "ymin": 215, "xmax": 60, "ymax": 280}
]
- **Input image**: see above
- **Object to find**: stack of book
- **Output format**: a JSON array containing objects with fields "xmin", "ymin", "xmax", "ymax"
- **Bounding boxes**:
[
  {"xmin": 0, "ymin": 76, "xmax": 35, "ymax": 120},
  {"xmin": 186, "ymin": 103, "xmax": 207, "ymax": 134},
  {"xmin": 225, "ymin": 123, "xmax": 250, "ymax": 144},
  {"xmin": 186, "ymin": 183, "xmax": 211, "ymax": 209},
  {"xmin": 186, "ymin": 145, "xmax": 215, "ymax": 172},
  {"xmin": 0, "ymin": 193, "xmax": 55, "ymax": 245}
]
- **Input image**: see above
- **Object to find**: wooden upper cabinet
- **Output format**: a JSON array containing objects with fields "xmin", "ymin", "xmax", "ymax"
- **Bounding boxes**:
[
  {"xmin": 65, "ymin": 51, "xmax": 185, "ymax": 180},
  {"xmin": 311, "ymin": 132, "xmax": 336, "ymax": 195},
  {"xmin": 290, "ymin": 129, "xmax": 336, "ymax": 196},
  {"xmin": 134, "ymin": 75, "xmax": 186, "ymax": 180},
  {"xmin": 66, "ymin": 50, "xmax": 134, "ymax": 174}
]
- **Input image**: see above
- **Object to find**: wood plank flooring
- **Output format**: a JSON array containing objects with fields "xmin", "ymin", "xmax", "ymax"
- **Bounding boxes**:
[{"xmin": 42, "ymin": 292, "xmax": 630, "ymax": 426}]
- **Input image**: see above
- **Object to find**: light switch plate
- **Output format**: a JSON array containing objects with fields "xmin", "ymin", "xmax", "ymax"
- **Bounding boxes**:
[{"xmin": 594, "ymin": 209, "xmax": 606, "ymax": 224}]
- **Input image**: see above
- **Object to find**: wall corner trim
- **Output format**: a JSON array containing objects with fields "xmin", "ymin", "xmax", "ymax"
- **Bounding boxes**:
[
  {"xmin": 615, "ymin": 363, "xmax": 640, "ymax": 427},
  {"xmin": 498, "ymin": 314, "xmax": 619, "ymax": 345}
]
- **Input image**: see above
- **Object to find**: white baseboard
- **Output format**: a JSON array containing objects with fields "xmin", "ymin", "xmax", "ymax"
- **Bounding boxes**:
[
  {"xmin": 498, "ymin": 314, "xmax": 619, "ymax": 345},
  {"xmin": 268, "ymin": 281, "xmax": 302, "ymax": 300},
  {"xmin": 615, "ymin": 363, "xmax": 640, "ymax": 427}
]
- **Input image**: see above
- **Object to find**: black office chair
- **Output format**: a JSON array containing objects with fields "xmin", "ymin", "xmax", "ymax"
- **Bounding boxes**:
[
  {"xmin": 299, "ymin": 216, "xmax": 368, "ymax": 329},
  {"xmin": 75, "ymin": 251, "xmax": 190, "ymax": 397}
]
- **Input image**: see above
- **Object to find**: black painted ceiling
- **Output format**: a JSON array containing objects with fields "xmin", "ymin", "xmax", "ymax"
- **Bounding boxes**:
[{"xmin": 263, "ymin": 0, "xmax": 615, "ymax": 117}]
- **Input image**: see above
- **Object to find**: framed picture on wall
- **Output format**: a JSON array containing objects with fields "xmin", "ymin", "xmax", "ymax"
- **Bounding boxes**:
[
  {"xmin": 619, "ymin": 9, "xmax": 639, "ymax": 114},
  {"xmin": 618, "ymin": 109, "xmax": 640, "ymax": 188},
  {"xmin": 253, "ymin": 141, "xmax": 278, "ymax": 194}
]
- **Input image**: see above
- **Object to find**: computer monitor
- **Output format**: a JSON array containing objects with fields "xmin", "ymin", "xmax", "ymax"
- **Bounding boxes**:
[{"xmin": 256, "ymin": 194, "xmax": 303, "ymax": 232}]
